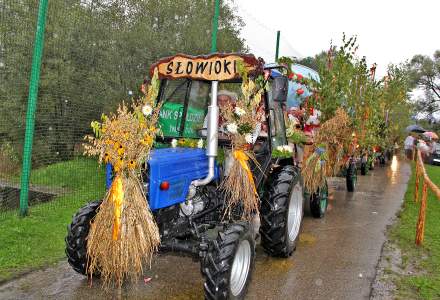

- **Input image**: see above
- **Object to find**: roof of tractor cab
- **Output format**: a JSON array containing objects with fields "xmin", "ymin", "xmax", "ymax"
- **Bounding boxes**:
[{"xmin": 150, "ymin": 53, "xmax": 264, "ymax": 81}]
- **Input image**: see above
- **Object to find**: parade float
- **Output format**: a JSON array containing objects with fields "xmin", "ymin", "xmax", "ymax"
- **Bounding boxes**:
[{"xmin": 65, "ymin": 53, "xmax": 311, "ymax": 299}]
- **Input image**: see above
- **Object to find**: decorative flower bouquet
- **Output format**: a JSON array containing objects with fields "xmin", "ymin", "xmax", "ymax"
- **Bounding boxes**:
[
  {"xmin": 83, "ymin": 69, "xmax": 162, "ymax": 288},
  {"xmin": 220, "ymin": 67, "xmax": 265, "ymax": 220},
  {"xmin": 272, "ymin": 145, "xmax": 294, "ymax": 159},
  {"xmin": 286, "ymin": 120, "xmax": 307, "ymax": 145}
]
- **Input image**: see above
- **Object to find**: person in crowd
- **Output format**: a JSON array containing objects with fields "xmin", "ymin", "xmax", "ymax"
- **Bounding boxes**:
[
  {"xmin": 201, "ymin": 90, "xmax": 262, "ymax": 144},
  {"xmin": 418, "ymin": 138, "xmax": 431, "ymax": 162},
  {"xmin": 201, "ymin": 90, "xmax": 237, "ymax": 136},
  {"xmin": 404, "ymin": 134, "xmax": 415, "ymax": 159}
]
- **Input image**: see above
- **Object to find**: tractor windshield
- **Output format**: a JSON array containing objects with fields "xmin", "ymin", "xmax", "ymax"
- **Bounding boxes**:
[{"xmin": 158, "ymin": 79, "xmax": 211, "ymax": 138}]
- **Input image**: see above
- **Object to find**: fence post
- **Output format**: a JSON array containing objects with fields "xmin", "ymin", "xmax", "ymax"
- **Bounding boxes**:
[
  {"xmin": 414, "ymin": 161, "xmax": 420, "ymax": 203},
  {"xmin": 19, "ymin": 0, "xmax": 49, "ymax": 216},
  {"xmin": 415, "ymin": 182, "xmax": 428, "ymax": 245},
  {"xmin": 210, "ymin": 0, "xmax": 220, "ymax": 53}
]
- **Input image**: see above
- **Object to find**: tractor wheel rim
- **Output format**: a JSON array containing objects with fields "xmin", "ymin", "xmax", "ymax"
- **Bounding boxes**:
[
  {"xmin": 320, "ymin": 189, "xmax": 328, "ymax": 213},
  {"xmin": 320, "ymin": 197, "xmax": 327, "ymax": 213},
  {"xmin": 287, "ymin": 183, "xmax": 303, "ymax": 242},
  {"xmin": 230, "ymin": 239, "xmax": 251, "ymax": 296}
]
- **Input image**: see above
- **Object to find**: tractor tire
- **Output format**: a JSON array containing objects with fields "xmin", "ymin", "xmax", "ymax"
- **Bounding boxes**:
[
  {"xmin": 260, "ymin": 165, "xmax": 304, "ymax": 257},
  {"xmin": 202, "ymin": 221, "xmax": 255, "ymax": 300},
  {"xmin": 65, "ymin": 200, "xmax": 101, "ymax": 276},
  {"xmin": 309, "ymin": 180, "xmax": 329, "ymax": 218},
  {"xmin": 346, "ymin": 161, "xmax": 357, "ymax": 192}
]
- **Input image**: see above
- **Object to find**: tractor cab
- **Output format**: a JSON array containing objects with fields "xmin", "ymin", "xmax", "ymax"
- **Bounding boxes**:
[{"xmin": 146, "ymin": 54, "xmax": 291, "ymax": 210}]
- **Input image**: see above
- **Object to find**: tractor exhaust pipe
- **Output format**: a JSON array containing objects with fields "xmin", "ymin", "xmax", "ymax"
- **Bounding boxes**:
[{"xmin": 193, "ymin": 81, "xmax": 218, "ymax": 187}]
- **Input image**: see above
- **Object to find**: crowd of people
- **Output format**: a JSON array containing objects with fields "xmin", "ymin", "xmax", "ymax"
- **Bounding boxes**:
[{"xmin": 404, "ymin": 133, "xmax": 437, "ymax": 161}]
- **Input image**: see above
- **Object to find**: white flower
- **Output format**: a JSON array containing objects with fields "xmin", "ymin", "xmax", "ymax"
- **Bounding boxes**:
[
  {"xmin": 171, "ymin": 139, "xmax": 177, "ymax": 148},
  {"xmin": 226, "ymin": 123, "xmax": 238, "ymax": 134},
  {"xmin": 234, "ymin": 107, "xmax": 246, "ymax": 117},
  {"xmin": 283, "ymin": 145, "xmax": 293, "ymax": 153},
  {"xmin": 142, "ymin": 104, "xmax": 153, "ymax": 116},
  {"xmin": 197, "ymin": 139, "xmax": 204, "ymax": 148},
  {"xmin": 277, "ymin": 145, "xmax": 293, "ymax": 153},
  {"xmin": 245, "ymin": 133, "xmax": 253, "ymax": 144}
]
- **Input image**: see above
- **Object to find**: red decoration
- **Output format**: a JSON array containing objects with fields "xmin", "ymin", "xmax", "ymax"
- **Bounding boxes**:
[
  {"xmin": 296, "ymin": 73, "xmax": 303, "ymax": 81},
  {"xmin": 296, "ymin": 88, "xmax": 304, "ymax": 95},
  {"xmin": 288, "ymin": 72, "xmax": 294, "ymax": 79}
]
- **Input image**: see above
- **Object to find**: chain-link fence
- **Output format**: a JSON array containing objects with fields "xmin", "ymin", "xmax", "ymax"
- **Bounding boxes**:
[
  {"xmin": 0, "ymin": 0, "xmax": 248, "ymax": 280},
  {"xmin": 0, "ymin": 0, "xmax": 247, "ymax": 218}
]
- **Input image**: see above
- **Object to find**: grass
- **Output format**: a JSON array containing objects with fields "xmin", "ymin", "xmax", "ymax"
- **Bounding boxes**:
[
  {"xmin": 0, "ymin": 158, "xmax": 106, "ymax": 282},
  {"xmin": 389, "ymin": 163, "xmax": 440, "ymax": 299}
]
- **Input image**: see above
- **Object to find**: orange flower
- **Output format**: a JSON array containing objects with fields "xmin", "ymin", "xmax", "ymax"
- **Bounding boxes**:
[{"xmin": 104, "ymin": 152, "xmax": 110, "ymax": 163}]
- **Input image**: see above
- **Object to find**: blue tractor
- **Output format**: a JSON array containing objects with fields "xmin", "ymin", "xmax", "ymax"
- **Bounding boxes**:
[{"xmin": 65, "ymin": 53, "xmax": 306, "ymax": 299}]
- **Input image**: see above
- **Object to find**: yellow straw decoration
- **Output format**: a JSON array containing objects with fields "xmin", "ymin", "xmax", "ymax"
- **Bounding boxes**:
[
  {"xmin": 233, "ymin": 150, "xmax": 257, "ymax": 194},
  {"xmin": 110, "ymin": 175, "xmax": 124, "ymax": 241}
]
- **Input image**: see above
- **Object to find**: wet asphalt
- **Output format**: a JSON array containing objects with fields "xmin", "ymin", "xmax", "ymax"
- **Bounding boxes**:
[{"xmin": 0, "ymin": 157, "xmax": 411, "ymax": 300}]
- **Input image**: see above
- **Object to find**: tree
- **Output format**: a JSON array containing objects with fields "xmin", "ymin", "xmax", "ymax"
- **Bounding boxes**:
[
  {"xmin": 295, "ymin": 51, "xmax": 327, "ymax": 71},
  {"xmin": 408, "ymin": 50, "xmax": 440, "ymax": 117},
  {"xmin": 313, "ymin": 35, "xmax": 412, "ymax": 148},
  {"xmin": 0, "ymin": 0, "xmax": 246, "ymax": 166}
]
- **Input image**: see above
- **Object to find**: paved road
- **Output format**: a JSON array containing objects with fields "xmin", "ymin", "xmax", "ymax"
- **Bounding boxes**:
[{"xmin": 0, "ymin": 157, "xmax": 411, "ymax": 300}]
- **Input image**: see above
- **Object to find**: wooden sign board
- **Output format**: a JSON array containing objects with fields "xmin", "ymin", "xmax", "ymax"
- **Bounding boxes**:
[{"xmin": 150, "ymin": 53, "xmax": 261, "ymax": 81}]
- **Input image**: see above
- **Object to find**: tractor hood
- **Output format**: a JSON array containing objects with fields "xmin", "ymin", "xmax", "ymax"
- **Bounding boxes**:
[{"xmin": 148, "ymin": 147, "xmax": 219, "ymax": 210}]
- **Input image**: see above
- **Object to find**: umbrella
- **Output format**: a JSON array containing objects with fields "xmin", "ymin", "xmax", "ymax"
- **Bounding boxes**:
[
  {"xmin": 406, "ymin": 124, "xmax": 426, "ymax": 133},
  {"xmin": 423, "ymin": 131, "xmax": 439, "ymax": 140}
]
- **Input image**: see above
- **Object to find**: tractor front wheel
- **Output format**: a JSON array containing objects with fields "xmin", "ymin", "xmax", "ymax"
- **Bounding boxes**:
[
  {"xmin": 202, "ymin": 221, "xmax": 255, "ymax": 300},
  {"xmin": 65, "ymin": 200, "xmax": 101, "ymax": 276}
]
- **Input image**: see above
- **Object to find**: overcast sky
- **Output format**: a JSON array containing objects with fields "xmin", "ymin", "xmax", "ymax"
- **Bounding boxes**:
[{"xmin": 235, "ymin": 0, "xmax": 439, "ymax": 78}]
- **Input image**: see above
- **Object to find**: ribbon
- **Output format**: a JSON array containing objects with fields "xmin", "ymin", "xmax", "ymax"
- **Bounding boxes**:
[
  {"xmin": 233, "ymin": 150, "xmax": 257, "ymax": 195},
  {"xmin": 110, "ymin": 175, "xmax": 124, "ymax": 241}
]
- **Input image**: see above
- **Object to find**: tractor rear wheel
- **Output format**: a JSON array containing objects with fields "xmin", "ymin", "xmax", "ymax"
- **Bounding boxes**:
[
  {"xmin": 260, "ymin": 165, "xmax": 304, "ymax": 257},
  {"xmin": 309, "ymin": 180, "xmax": 329, "ymax": 218},
  {"xmin": 65, "ymin": 200, "xmax": 101, "ymax": 276},
  {"xmin": 202, "ymin": 221, "xmax": 255, "ymax": 300}
]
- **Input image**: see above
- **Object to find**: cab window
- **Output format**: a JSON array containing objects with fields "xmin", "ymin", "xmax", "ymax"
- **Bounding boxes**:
[{"xmin": 158, "ymin": 79, "xmax": 210, "ymax": 138}]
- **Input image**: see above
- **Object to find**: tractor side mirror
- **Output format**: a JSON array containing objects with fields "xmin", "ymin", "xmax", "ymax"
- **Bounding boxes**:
[{"xmin": 272, "ymin": 76, "xmax": 288, "ymax": 102}]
